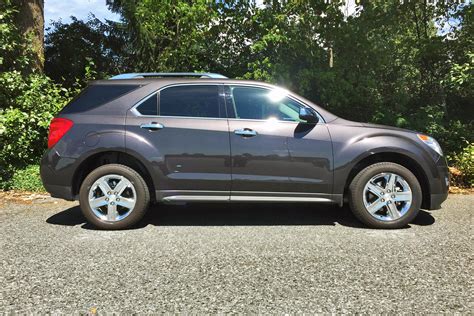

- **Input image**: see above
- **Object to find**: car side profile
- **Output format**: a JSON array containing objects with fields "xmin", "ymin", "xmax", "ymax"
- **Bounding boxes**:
[{"xmin": 40, "ymin": 72, "xmax": 449, "ymax": 229}]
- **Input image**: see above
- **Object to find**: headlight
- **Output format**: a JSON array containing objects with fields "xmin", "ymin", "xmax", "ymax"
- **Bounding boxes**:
[{"xmin": 417, "ymin": 134, "xmax": 443, "ymax": 156}]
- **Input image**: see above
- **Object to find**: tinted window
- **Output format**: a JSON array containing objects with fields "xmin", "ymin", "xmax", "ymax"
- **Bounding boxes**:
[
  {"xmin": 159, "ymin": 85, "xmax": 220, "ymax": 118},
  {"xmin": 61, "ymin": 84, "xmax": 140, "ymax": 114},
  {"xmin": 229, "ymin": 86, "xmax": 304, "ymax": 122},
  {"xmin": 136, "ymin": 94, "xmax": 158, "ymax": 116}
]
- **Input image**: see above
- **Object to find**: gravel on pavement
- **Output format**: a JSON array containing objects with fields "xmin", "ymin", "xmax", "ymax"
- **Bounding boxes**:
[{"xmin": 1, "ymin": 194, "xmax": 473, "ymax": 313}]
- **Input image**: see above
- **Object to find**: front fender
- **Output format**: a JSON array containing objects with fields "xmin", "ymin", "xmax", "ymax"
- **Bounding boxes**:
[{"xmin": 330, "ymin": 129, "xmax": 438, "ymax": 195}]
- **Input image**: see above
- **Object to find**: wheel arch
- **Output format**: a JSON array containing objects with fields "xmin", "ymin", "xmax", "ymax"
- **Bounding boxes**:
[
  {"xmin": 343, "ymin": 152, "xmax": 431, "ymax": 209},
  {"xmin": 72, "ymin": 150, "xmax": 156, "ymax": 202}
]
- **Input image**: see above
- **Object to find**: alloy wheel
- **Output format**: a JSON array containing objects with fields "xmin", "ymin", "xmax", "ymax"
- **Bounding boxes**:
[
  {"xmin": 88, "ymin": 174, "xmax": 137, "ymax": 222},
  {"xmin": 362, "ymin": 172, "xmax": 413, "ymax": 221}
]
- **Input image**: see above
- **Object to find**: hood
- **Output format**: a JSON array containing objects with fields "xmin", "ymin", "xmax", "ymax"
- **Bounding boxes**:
[
  {"xmin": 361, "ymin": 122, "xmax": 417, "ymax": 134},
  {"xmin": 331, "ymin": 118, "xmax": 416, "ymax": 134}
]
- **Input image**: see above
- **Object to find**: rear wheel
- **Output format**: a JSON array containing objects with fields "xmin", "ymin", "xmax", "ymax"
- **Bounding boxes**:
[
  {"xmin": 349, "ymin": 162, "xmax": 422, "ymax": 229},
  {"xmin": 79, "ymin": 164, "xmax": 150, "ymax": 229}
]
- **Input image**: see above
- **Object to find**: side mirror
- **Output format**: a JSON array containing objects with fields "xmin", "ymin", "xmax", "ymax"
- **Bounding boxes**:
[{"xmin": 299, "ymin": 107, "xmax": 318, "ymax": 124}]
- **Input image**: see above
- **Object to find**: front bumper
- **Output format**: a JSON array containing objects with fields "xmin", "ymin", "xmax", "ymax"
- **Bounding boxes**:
[{"xmin": 425, "ymin": 157, "xmax": 449, "ymax": 210}]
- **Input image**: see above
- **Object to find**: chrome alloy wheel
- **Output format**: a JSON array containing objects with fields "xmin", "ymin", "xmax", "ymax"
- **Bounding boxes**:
[
  {"xmin": 362, "ymin": 172, "xmax": 413, "ymax": 221},
  {"xmin": 88, "ymin": 174, "xmax": 137, "ymax": 222}
]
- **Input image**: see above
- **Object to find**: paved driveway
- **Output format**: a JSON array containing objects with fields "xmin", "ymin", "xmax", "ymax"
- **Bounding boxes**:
[{"xmin": 1, "ymin": 194, "xmax": 472, "ymax": 313}]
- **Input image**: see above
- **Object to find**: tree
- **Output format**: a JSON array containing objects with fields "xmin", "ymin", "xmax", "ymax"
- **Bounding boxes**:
[
  {"xmin": 45, "ymin": 16, "xmax": 130, "ymax": 86},
  {"xmin": 11, "ymin": 0, "xmax": 44, "ymax": 71}
]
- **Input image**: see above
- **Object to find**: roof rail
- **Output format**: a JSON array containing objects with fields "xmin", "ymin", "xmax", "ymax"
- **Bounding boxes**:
[{"xmin": 109, "ymin": 72, "xmax": 228, "ymax": 80}]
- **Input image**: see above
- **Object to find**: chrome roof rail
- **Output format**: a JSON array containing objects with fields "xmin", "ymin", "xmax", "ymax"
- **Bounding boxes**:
[{"xmin": 109, "ymin": 72, "xmax": 228, "ymax": 80}]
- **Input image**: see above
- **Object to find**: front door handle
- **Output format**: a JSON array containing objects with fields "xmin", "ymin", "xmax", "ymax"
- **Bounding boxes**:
[
  {"xmin": 140, "ymin": 122, "xmax": 164, "ymax": 131},
  {"xmin": 234, "ymin": 128, "xmax": 257, "ymax": 137}
]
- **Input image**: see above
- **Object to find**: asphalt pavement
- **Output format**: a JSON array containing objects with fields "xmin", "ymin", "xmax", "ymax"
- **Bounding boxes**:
[{"xmin": 1, "ymin": 194, "xmax": 472, "ymax": 313}]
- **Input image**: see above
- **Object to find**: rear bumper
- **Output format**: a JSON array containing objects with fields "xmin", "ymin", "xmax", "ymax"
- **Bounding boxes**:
[{"xmin": 40, "ymin": 150, "xmax": 76, "ymax": 201}]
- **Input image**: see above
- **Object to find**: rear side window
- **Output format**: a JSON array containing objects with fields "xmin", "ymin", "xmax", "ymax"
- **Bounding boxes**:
[
  {"xmin": 61, "ymin": 84, "xmax": 140, "ymax": 114},
  {"xmin": 159, "ymin": 85, "xmax": 221, "ymax": 118}
]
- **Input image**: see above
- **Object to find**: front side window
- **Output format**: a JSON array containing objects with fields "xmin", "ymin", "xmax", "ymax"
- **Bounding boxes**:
[
  {"xmin": 136, "ymin": 93, "xmax": 158, "ymax": 116},
  {"xmin": 228, "ymin": 86, "xmax": 304, "ymax": 122},
  {"xmin": 159, "ymin": 85, "xmax": 221, "ymax": 118}
]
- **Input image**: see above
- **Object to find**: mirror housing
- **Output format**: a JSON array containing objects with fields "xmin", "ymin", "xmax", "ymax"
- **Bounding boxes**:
[{"xmin": 299, "ymin": 107, "xmax": 318, "ymax": 124}]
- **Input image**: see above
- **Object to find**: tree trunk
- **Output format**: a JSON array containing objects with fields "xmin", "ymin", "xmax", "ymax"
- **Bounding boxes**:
[{"xmin": 12, "ymin": 0, "xmax": 44, "ymax": 72}]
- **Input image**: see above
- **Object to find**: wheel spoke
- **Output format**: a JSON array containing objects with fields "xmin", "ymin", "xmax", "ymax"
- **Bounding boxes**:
[
  {"xmin": 386, "ymin": 173, "xmax": 397, "ymax": 191},
  {"xmin": 387, "ymin": 203, "xmax": 401, "ymax": 220},
  {"xmin": 366, "ymin": 198, "xmax": 385, "ymax": 214},
  {"xmin": 97, "ymin": 178, "xmax": 113, "ymax": 195},
  {"xmin": 393, "ymin": 191, "xmax": 412, "ymax": 202},
  {"xmin": 116, "ymin": 197, "xmax": 135, "ymax": 210},
  {"xmin": 107, "ymin": 203, "xmax": 119, "ymax": 221},
  {"xmin": 89, "ymin": 196, "xmax": 107, "ymax": 209},
  {"xmin": 367, "ymin": 182, "xmax": 384, "ymax": 197},
  {"xmin": 113, "ymin": 177, "xmax": 130, "ymax": 195}
]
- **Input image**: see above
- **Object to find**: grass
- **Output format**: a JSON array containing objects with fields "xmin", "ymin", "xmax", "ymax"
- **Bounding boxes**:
[{"xmin": 7, "ymin": 165, "xmax": 45, "ymax": 192}]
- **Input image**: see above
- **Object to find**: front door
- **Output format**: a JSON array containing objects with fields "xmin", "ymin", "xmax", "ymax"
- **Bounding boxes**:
[
  {"xmin": 126, "ymin": 84, "xmax": 231, "ymax": 200},
  {"xmin": 225, "ymin": 85, "xmax": 333, "ymax": 200}
]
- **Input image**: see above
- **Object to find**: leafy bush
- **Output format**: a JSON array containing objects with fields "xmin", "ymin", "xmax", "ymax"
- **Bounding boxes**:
[
  {"xmin": 4, "ymin": 165, "xmax": 44, "ymax": 192},
  {"xmin": 448, "ymin": 142, "xmax": 474, "ymax": 188},
  {"xmin": 0, "ymin": 3, "xmax": 75, "ymax": 186},
  {"xmin": 0, "ymin": 71, "xmax": 72, "ymax": 182}
]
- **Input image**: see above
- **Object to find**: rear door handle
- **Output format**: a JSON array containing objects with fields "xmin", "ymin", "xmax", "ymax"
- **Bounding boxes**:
[
  {"xmin": 234, "ymin": 128, "xmax": 257, "ymax": 137},
  {"xmin": 140, "ymin": 122, "xmax": 164, "ymax": 131}
]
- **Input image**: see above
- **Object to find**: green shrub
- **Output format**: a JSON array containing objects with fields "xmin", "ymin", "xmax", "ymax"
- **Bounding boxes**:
[
  {"xmin": 0, "ymin": 4, "xmax": 75, "ymax": 186},
  {"xmin": 0, "ymin": 72, "xmax": 73, "ymax": 182},
  {"xmin": 3, "ymin": 165, "xmax": 44, "ymax": 192},
  {"xmin": 448, "ymin": 142, "xmax": 474, "ymax": 188}
]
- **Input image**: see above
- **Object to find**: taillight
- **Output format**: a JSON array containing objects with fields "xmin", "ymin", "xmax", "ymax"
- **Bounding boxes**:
[{"xmin": 48, "ymin": 118, "xmax": 74, "ymax": 148}]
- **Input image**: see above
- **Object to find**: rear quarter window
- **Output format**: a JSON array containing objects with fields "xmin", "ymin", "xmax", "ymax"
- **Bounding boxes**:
[{"xmin": 60, "ymin": 84, "xmax": 140, "ymax": 114}]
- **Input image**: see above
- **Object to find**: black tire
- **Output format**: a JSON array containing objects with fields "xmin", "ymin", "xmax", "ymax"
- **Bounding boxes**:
[
  {"xmin": 348, "ymin": 162, "xmax": 422, "ymax": 229},
  {"xmin": 79, "ymin": 164, "xmax": 150, "ymax": 230}
]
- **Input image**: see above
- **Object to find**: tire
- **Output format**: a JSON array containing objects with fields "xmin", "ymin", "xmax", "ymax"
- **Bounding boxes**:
[
  {"xmin": 79, "ymin": 164, "xmax": 150, "ymax": 230},
  {"xmin": 348, "ymin": 162, "xmax": 422, "ymax": 229}
]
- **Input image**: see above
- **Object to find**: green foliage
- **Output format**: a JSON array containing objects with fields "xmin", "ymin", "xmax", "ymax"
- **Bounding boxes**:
[
  {"xmin": 1, "ymin": 0, "xmax": 473, "ymax": 190},
  {"xmin": 0, "ymin": 71, "xmax": 72, "ymax": 169},
  {"xmin": 45, "ymin": 16, "xmax": 129, "ymax": 87},
  {"xmin": 0, "ymin": 4, "xmax": 75, "ymax": 186},
  {"xmin": 448, "ymin": 142, "xmax": 474, "ymax": 187},
  {"xmin": 2, "ymin": 165, "xmax": 44, "ymax": 192}
]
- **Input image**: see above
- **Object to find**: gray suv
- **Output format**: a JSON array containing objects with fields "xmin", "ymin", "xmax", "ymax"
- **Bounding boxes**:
[{"xmin": 40, "ymin": 73, "xmax": 449, "ymax": 229}]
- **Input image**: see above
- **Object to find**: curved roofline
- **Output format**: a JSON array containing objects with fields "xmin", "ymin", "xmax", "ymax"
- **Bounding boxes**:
[{"xmin": 110, "ymin": 72, "xmax": 228, "ymax": 79}]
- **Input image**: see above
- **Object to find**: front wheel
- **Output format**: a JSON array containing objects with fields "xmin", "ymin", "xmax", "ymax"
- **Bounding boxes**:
[
  {"xmin": 348, "ymin": 162, "xmax": 422, "ymax": 229},
  {"xmin": 79, "ymin": 164, "xmax": 150, "ymax": 230}
]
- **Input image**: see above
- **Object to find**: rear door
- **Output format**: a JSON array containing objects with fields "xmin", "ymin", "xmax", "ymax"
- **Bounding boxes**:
[{"xmin": 125, "ymin": 84, "xmax": 231, "ymax": 201}]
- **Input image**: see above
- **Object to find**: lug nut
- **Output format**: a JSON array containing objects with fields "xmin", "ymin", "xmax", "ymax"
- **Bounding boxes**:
[
  {"xmin": 391, "ymin": 195, "xmax": 395, "ymax": 198},
  {"xmin": 114, "ymin": 192, "xmax": 118, "ymax": 195},
  {"xmin": 116, "ymin": 198, "xmax": 120, "ymax": 201},
  {"xmin": 110, "ymin": 202, "xmax": 115, "ymax": 205},
  {"xmin": 107, "ymin": 191, "xmax": 111, "ymax": 195},
  {"xmin": 105, "ymin": 198, "xmax": 109, "ymax": 201},
  {"xmin": 381, "ymin": 199, "xmax": 385, "ymax": 202},
  {"xmin": 388, "ymin": 201, "xmax": 392, "ymax": 204},
  {"xmin": 387, "ymin": 189, "xmax": 391, "ymax": 193}
]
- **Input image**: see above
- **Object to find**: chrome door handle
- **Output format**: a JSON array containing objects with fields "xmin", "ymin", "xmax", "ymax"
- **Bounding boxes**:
[
  {"xmin": 234, "ymin": 128, "xmax": 257, "ymax": 137},
  {"xmin": 140, "ymin": 122, "xmax": 164, "ymax": 131}
]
